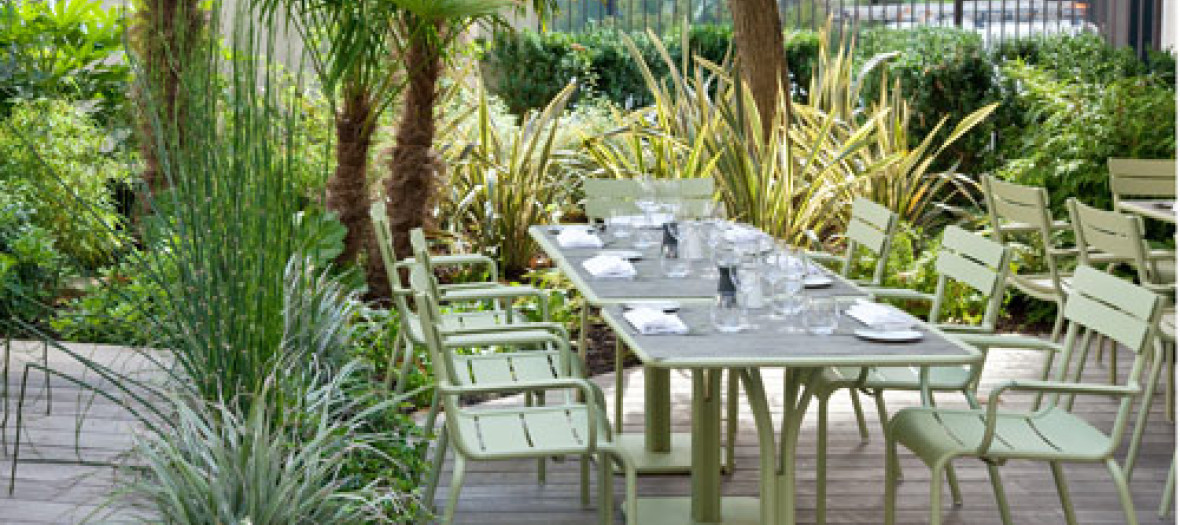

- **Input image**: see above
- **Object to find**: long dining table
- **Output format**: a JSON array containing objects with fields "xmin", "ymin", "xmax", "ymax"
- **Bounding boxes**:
[{"xmin": 531, "ymin": 223, "xmax": 984, "ymax": 524}]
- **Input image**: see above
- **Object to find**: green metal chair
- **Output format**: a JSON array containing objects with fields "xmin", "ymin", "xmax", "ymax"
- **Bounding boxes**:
[
  {"xmin": 1068, "ymin": 198, "xmax": 1176, "ymax": 481},
  {"xmin": 807, "ymin": 197, "xmax": 900, "ymax": 289},
  {"xmin": 885, "ymin": 265, "xmax": 1166, "ymax": 525},
  {"xmin": 812, "ymin": 226, "xmax": 1060, "ymax": 525},
  {"xmin": 803, "ymin": 197, "xmax": 901, "ymax": 448},
  {"xmin": 1109, "ymin": 158, "xmax": 1177, "ymax": 210},
  {"xmin": 982, "ymin": 175, "xmax": 1078, "ymax": 341},
  {"xmin": 413, "ymin": 292, "xmax": 638, "ymax": 525},
  {"xmin": 370, "ymin": 203, "xmax": 555, "ymax": 393}
]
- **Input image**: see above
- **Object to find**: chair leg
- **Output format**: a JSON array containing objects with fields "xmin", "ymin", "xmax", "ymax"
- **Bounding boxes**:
[
  {"xmin": 612, "ymin": 451, "xmax": 638, "ymax": 525},
  {"xmin": 874, "ymin": 390, "xmax": 902, "ymax": 480},
  {"xmin": 599, "ymin": 452, "xmax": 613, "ymax": 525},
  {"xmin": 581, "ymin": 454, "xmax": 591, "ymax": 508},
  {"xmin": 1108, "ymin": 336, "xmax": 1118, "ymax": 387},
  {"xmin": 1126, "ymin": 338, "xmax": 1166, "ymax": 481},
  {"xmin": 384, "ymin": 331, "xmax": 406, "ymax": 391},
  {"xmin": 425, "ymin": 425, "xmax": 450, "ymax": 510},
  {"xmin": 884, "ymin": 432, "xmax": 900, "ymax": 525},
  {"xmin": 1167, "ymin": 342, "xmax": 1175, "ymax": 424},
  {"xmin": 527, "ymin": 392, "xmax": 547, "ymax": 484},
  {"xmin": 850, "ymin": 388, "xmax": 870, "ymax": 442},
  {"xmin": 40, "ymin": 340, "xmax": 50, "ymax": 416},
  {"xmin": 1105, "ymin": 459, "xmax": 1140, "ymax": 525},
  {"xmin": 816, "ymin": 393, "xmax": 830, "ymax": 525},
  {"xmin": 615, "ymin": 339, "xmax": 625, "ymax": 431},
  {"xmin": 725, "ymin": 369, "xmax": 739, "ymax": 474},
  {"xmin": 929, "ymin": 462, "xmax": 946, "ymax": 525},
  {"xmin": 986, "ymin": 462, "xmax": 1013, "ymax": 525},
  {"xmin": 1160, "ymin": 456, "xmax": 1175, "ymax": 518},
  {"xmin": 1050, "ymin": 461, "xmax": 1079, "ymax": 525},
  {"xmin": 1050, "ymin": 306, "xmax": 1065, "ymax": 342},
  {"xmin": 443, "ymin": 455, "xmax": 467, "ymax": 525}
]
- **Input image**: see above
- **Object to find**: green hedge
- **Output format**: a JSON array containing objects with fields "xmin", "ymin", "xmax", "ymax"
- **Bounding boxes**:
[{"xmin": 481, "ymin": 25, "xmax": 819, "ymax": 115}]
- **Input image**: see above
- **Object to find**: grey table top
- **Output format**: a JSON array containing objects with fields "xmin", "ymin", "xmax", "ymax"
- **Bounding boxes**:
[
  {"xmin": 530, "ymin": 225, "xmax": 865, "ymax": 304},
  {"xmin": 601, "ymin": 304, "xmax": 981, "ymax": 369},
  {"xmin": 1118, "ymin": 199, "xmax": 1177, "ymax": 224}
]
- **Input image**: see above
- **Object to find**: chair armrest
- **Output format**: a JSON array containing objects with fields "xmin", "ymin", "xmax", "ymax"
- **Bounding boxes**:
[
  {"xmin": 440, "ymin": 287, "xmax": 550, "ymax": 319},
  {"xmin": 996, "ymin": 220, "xmax": 1070, "ymax": 234},
  {"xmin": 863, "ymin": 287, "xmax": 936, "ymax": 303},
  {"xmin": 400, "ymin": 254, "xmax": 500, "ymax": 280},
  {"xmin": 951, "ymin": 333, "xmax": 1063, "ymax": 353},
  {"xmin": 805, "ymin": 251, "xmax": 843, "ymax": 265},
  {"xmin": 443, "ymin": 321, "xmax": 571, "ymax": 341},
  {"xmin": 439, "ymin": 378, "xmax": 603, "ymax": 450},
  {"xmin": 978, "ymin": 380, "xmax": 1138, "ymax": 455},
  {"xmin": 1144, "ymin": 282, "xmax": 1176, "ymax": 295}
]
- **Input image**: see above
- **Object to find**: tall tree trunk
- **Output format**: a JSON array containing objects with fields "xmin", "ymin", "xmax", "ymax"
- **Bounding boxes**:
[
  {"xmin": 328, "ymin": 89, "xmax": 389, "ymax": 296},
  {"xmin": 728, "ymin": 0, "xmax": 790, "ymax": 137},
  {"xmin": 132, "ymin": 0, "xmax": 203, "ymax": 196},
  {"xmin": 385, "ymin": 27, "xmax": 443, "ymax": 262}
]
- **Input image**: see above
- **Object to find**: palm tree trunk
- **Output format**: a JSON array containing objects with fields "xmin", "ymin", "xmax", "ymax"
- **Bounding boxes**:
[
  {"xmin": 329, "ymin": 90, "xmax": 376, "ymax": 263},
  {"xmin": 133, "ymin": 0, "xmax": 203, "ymax": 196},
  {"xmin": 385, "ymin": 26, "xmax": 443, "ymax": 262},
  {"xmin": 728, "ymin": 0, "xmax": 790, "ymax": 137}
]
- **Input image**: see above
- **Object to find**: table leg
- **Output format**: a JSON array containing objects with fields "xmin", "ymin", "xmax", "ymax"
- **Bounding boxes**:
[
  {"xmin": 692, "ymin": 369, "xmax": 724, "ymax": 522},
  {"xmin": 778, "ymin": 369, "xmax": 818, "ymax": 525},
  {"xmin": 740, "ymin": 368, "xmax": 779, "ymax": 524},
  {"xmin": 646, "ymin": 367, "xmax": 672, "ymax": 453}
]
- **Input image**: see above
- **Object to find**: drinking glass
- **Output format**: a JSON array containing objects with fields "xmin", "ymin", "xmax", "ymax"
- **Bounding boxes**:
[
  {"xmin": 635, "ymin": 176, "xmax": 657, "ymax": 213},
  {"xmin": 633, "ymin": 208, "xmax": 661, "ymax": 250},
  {"xmin": 805, "ymin": 297, "xmax": 840, "ymax": 335},
  {"xmin": 608, "ymin": 210, "xmax": 634, "ymax": 243},
  {"xmin": 660, "ymin": 225, "xmax": 691, "ymax": 278},
  {"xmin": 772, "ymin": 271, "xmax": 806, "ymax": 333}
]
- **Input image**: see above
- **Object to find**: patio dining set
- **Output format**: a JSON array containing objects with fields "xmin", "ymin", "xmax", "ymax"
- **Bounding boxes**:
[{"xmin": 372, "ymin": 158, "xmax": 1176, "ymax": 525}]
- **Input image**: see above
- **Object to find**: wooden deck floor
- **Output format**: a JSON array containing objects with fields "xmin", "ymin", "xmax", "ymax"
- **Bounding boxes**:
[
  {"xmin": 437, "ymin": 342, "xmax": 1177, "ymax": 525},
  {"xmin": 2, "ymin": 340, "xmax": 152, "ymax": 524},
  {"xmin": 2, "ymin": 338, "xmax": 1174, "ymax": 524}
]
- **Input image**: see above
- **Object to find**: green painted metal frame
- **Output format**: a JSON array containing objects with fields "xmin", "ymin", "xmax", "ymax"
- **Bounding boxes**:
[
  {"xmin": 530, "ymin": 224, "xmax": 719, "ymax": 474},
  {"xmin": 413, "ymin": 292, "xmax": 639, "ymax": 525},
  {"xmin": 601, "ymin": 305, "xmax": 983, "ymax": 525},
  {"xmin": 884, "ymin": 265, "xmax": 1166, "ymax": 525}
]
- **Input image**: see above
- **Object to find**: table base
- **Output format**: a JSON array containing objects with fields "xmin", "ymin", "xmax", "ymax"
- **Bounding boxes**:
[
  {"xmin": 614, "ymin": 432, "xmax": 695, "ymax": 473},
  {"xmin": 632, "ymin": 497, "xmax": 762, "ymax": 525}
]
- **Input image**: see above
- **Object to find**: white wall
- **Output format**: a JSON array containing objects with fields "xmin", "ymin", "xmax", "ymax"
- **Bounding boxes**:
[{"xmin": 1163, "ymin": 0, "xmax": 1178, "ymax": 51}]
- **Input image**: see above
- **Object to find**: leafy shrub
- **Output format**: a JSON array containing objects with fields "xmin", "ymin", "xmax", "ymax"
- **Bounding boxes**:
[
  {"xmin": 0, "ymin": 0, "xmax": 131, "ymax": 125},
  {"xmin": 992, "ymin": 32, "xmax": 1148, "ymax": 86},
  {"xmin": 0, "ymin": 183, "xmax": 64, "ymax": 328},
  {"xmin": 995, "ymin": 62, "xmax": 1176, "ymax": 215},
  {"xmin": 51, "ymin": 252, "xmax": 168, "ymax": 345},
  {"xmin": 856, "ymin": 26, "xmax": 996, "ymax": 172},
  {"xmin": 482, "ymin": 25, "xmax": 820, "ymax": 115},
  {"xmin": 0, "ymin": 99, "xmax": 133, "ymax": 267}
]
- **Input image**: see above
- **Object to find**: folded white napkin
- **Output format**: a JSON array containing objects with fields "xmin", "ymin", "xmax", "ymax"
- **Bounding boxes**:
[
  {"xmin": 582, "ymin": 255, "xmax": 636, "ymax": 278},
  {"xmin": 557, "ymin": 228, "xmax": 604, "ymax": 249},
  {"xmin": 624, "ymin": 307, "xmax": 689, "ymax": 335},
  {"xmin": 723, "ymin": 224, "xmax": 763, "ymax": 243},
  {"xmin": 846, "ymin": 300, "xmax": 916, "ymax": 328}
]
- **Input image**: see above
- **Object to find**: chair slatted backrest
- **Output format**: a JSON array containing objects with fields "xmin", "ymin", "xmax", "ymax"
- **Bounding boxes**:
[
  {"xmin": 409, "ymin": 227, "xmax": 447, "ymax": 301},
  {"xmin": 1067, "ymin": 198, "xmax": 1155, "ymax": 285},
  {"xmin": 983, "ymin": 175, "xmax": 1054, "ymax": 236},
  {"xmin": 582, "ymin": 177, "xmax": 716, "ymax": 221},
  {"xmin": 370, "ymin": 201, "xmax": 414, "ymax": 318},
  {"xmin": 840, "ymin": 197, "xmax": 898, "ymax": 285},
  {"xmin": 931, "ymin": 226, "xmax": 1011, "ymax": 329},
  {"xmin": 982, "ymin": 176, "xmax": 1070, "ymax": 293},
  {"xmin": 1054, "ymin": 266, "xmax": 1163, "ymax": 446},
  {"xmin": 1109, "ymin": 159, "xmax": 1177, "ymax": 206},
  {"xmin": 410, "ymin": 269, "xmax": 463, "ymax": 387}
]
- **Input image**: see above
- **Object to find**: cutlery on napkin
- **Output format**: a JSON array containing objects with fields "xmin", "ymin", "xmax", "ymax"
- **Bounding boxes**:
[
  {"xmin": 557, "ymin": 228, "xmax": 604, "ymax": 249},
  {"xmin": 624, "ymin": 307, "xmax": 690, "ymax": 335},
  {"xmin": 582, "ymin": 254, "xmax": 636, "ymax": 279}
]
